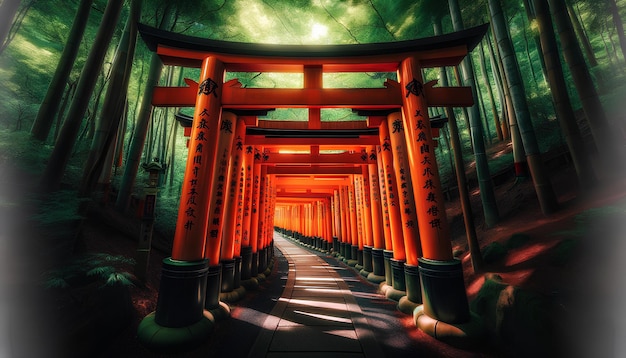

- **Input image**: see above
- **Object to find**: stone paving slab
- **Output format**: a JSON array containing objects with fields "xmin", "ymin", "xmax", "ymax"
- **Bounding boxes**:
[{"xmin": 247, "ymin": 233, "xmax": 384, "ymax": 358}]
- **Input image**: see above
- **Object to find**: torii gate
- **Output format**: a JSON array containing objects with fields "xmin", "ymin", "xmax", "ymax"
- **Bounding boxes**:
[{"xmin": 136, "ymin": 23, "xmax": 488, "ymax": 350}]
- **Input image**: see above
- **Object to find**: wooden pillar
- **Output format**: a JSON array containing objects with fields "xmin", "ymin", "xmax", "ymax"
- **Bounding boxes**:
[
  {"xmin": 204, "ymin": 111, "xmax": 237, "ymax": 265},
  {"xmin": 376, "ymin": 145, "xmax": 393, "ymax": 251},
  {"xmin": 378, "ymin": 123, "xmax": 406, "ymax": 261},
  {"xmin": 219, "ymin": 117, "xmax": 246, "ymax": 293},
  {"xmin": 360, "ymin": 166, "xmax": 374, "ymax": 248},
  {"xmin": 367, "ymin": 146, "xmax": 384, "ymax": 250},
  {"xmin": 141, "ymin": 56, "xmax": 224, "ymax": 341},
  {"xmin": 386, "ymin": 112, "xmax": 422, "ymax": 266},
  {"xmin": 399, "ymin": 58, "xmax": 452, "ymax": 261},
  {"xmin": 400, "ymin": 57, "xmax": 470, "ymax": 324},
  {"xmin": 171, "ymin": 56, "xmax": 224, "ymax": 261}
]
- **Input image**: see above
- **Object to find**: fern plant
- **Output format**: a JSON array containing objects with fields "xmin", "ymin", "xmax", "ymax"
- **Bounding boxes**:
[{"xmin": 41, "ymin": 253, "xmax": 137, "ymax": 289}]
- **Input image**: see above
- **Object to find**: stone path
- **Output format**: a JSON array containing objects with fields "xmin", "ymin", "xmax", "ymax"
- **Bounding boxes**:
[{"xmin": 247, "ymin": 232, "xmax": 385, "ymax": 358}]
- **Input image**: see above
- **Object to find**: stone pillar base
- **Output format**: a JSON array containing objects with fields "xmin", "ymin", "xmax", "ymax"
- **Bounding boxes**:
[
  {"xmin": 418, "ymin": 258, "xmax": 469, "ymax": 323},
  {"xmin": 220, "ymin": 259, "xmax": 236, "ymax": 293},
  {"xmin": 204, "ymin": 264, "xmax": 222, "ymax": 310},
  {"xmin": 220, "ymin": 286, "xmax": 246, "ymax": 303},
  {"xmin": 414, "ymin": 305, "xmax": 484, "ymax": 349},
  {"xmin": 137, "ymin": 312, "xmax": 213, "ymax": 353},
  {"xmin": 383, "ymin": 250, "xmax": 394, "ymax": 286},
  {"xmin": 367, "ymin": 272, "xmax": 386, "ymax": 284}
]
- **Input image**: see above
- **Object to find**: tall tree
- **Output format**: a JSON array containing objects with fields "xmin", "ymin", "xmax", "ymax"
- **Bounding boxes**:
[
  {"xmin": 489, "ymin": 0, "xmax": 558, "ymax": 215},
  {"xmin": 448, "ymin": 0, "xmax": 500, "ymax": 227},
  {"xmin": 608, "ymin": 0, "xmax": 626, "ymax": 62},
  {"xmin": 533, "ymin": 0, "xmax": 597, "ymax": 189},
  {"xmin": 478, "ymin": 38, "xmax": 503, "ymax": 141},
  {"xmin": 80, "ymin": 0, "xmax": 142, "ymax": 197},
  {"xmin": 549, "ymin": 0, "xmax": 625, "ymax": 176},
  {"xmin": 566, "ymin": 1, "xmax": 598, "ymax": 67},
  {"xmin": 115, "ymin": 4, "xmax": 175, "ymax": 211},
  {"xmin": 39, "ymin": 0, "xmax": 125, "ymax": 193},
  {"xmin": 0, "ymin": 0, "xmax": 21, "ymax": 52},
  {"xmin": 434, "ymin": 17, "xmax": 483, "ymax": 272},
  {"xmin": 30, "ymin": 0, "xmax": 95, "ymax": 141}
]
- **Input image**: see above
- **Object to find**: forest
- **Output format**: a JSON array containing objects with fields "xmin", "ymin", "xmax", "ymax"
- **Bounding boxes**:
[{"xmin": 0, "ymin": 0, "xmax": 625, "ymax": 357}]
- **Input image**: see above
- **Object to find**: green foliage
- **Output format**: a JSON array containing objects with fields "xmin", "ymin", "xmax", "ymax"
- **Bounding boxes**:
[
  {"xmin": 482, "ymin": 241, "xmax": 508, "ymax": 263},
  {"xmin": 1, "ymin": 0, "xmax": 625, "ymax": 241},
  {"xmin": 41, "ymin": 252, "xmax": 137, "ymax": 289},
  {"xmin": 505, "ymin": 232, "xmax": 531, "ymax": 249}
]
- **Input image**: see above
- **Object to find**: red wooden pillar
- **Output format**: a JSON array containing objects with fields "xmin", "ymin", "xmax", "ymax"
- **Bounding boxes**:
[
  {"xmin": 378, "ymin": 122, "xmax": 406, "ymax": 261},
  {"xmin": 219, "ymin": 117, "xmax": 247, "ymax": 293},
  {"xmin": 366, "ymin": 145, "xmax": 386, "ymax": 282},
  {"xmin": 387, "ymin": 112, "xmax": 423, "ymax": 306},
  {"xmin": 354, "ymin": 174, "xmax": 366, "ymax": 268},
  {"xmin": 386, "ymin": 113, "xmax": 422, "ymax": 264},
  {"xmin": 171, "ymin": 57, "xmax": 224, "ymax": 261},
  {"xmin": 376, "ymin": 145, "xmax": 393, "ymax": 252},
  {"xmin": 347, "ymin": 178, "xmax": 359, "ymax": 266},
  {"xmin": 240, "ymin": 144, "xmax": 255, "ymax": 281},
  {"xmin": 140, "ymin": 56, "xmax": 224, "ymax": 343},
  {"xmin": 333, "ymin": 189, "xmax": 341, "ymax": 254},
  {"xmin": 367, "ymin": 146, "xmax": 384, "ymax": 250},
  {"xmin": 378, "ymin": 119, "xmax": 407, "ymax": 292},
  {"xmin": 360, "ymin": 166, "xmax": 374, "ymax": 277},
  {"xmin": 340, "ymin": 185, "xmax": 350, "ymax": 259},
  {"xmin": 249, "ymin": 148, "xmax": 263, "ymax": 277},
  {"xmin": 400, "ymin": 57, "xmax": 470, "ymax": 324},
  {"xmin": 360, "ymin": 166, "xmax": 374, "ymax": 249},
  {"xmin": 203, "ymin": 110, "xmax": 237, "ymax": 308}
]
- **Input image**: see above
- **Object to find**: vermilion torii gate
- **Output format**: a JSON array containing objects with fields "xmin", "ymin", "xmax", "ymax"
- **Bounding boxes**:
[{"xmin": 136, "ymin": 23, "xmax": 488, "ymax": 350}]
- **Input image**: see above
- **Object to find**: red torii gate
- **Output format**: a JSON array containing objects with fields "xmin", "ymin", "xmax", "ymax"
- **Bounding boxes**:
[{"xmin": 136, "ymin": 22, "xmax": 488, "ymax": 350}]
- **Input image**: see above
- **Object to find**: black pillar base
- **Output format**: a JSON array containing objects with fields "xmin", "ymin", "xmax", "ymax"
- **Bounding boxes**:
[
  {"xmin": 220, "ymin": 259, "xmax": 235, "ymax": 293},
  {"xmin": 363, "ymin": 246, "xmax": 373, "ymax": 273},
  {"xmin": 241, "ymin": 246, "xmax": 252, "ymax": 280},
  {"xmin": 333, "ymin": 237, "xmax": 339, "ymax": 254},
  {"xmin": 340, "ymin": 242, "xmax": 346, "ymax": 258},
  {"xmin": 233, "ymin": 256, "xmax": 242, "ymax": 289},
  {"xmin": 154, "ymin": 258, "xmax": 209, "ymax": 327},
  {"xmin": 418, "ymin": 258, "xmax": 470, "ymax": 324},
  {"xmin": 204, "ymin": 264, "xmax": 222, "ymax": 310},
  {"xmin": 371, "ymin": 248, "xmax": 385, "ymax": 276},
  {"xmin": 251, "ymin": 252, "xmax": 259, "ymax": 277},
  {"xmin": 390, "ymin": 258, "xmax": 406, "ymax": 291},
  {"xmin": 259, "ymin": 247, "xmax": 267, "ymax": 273},
  {"xmin": 383, "ymin": 250, "xmax": 394, "ymax": 286}
]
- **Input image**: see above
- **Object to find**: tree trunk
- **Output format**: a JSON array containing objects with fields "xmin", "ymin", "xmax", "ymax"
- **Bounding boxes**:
[
  {"xmin": 0, "ymin": 0, "xmax": 21, "ymax": 50},
  {"xmin": 79, "ymin": 0, "xmax": 141, "ymax": 198},
  {"xmin": 522, "ymin": 0, "xmax": 548, "ymax": 83},
  {"xmin": 115, "ymin": 53, "xmax": 165, "ymax": 211},
  {"xmin": 533, "ymin": 0, "xmax": 597, "ymax": 189},
  {"xmin": 520, "ymin": 11, "xmax": 539, "ymax": 88},
  {"xmin": 608, "ymin": 0, "xmax": 626, "ymax": 62},
  {"xmin": 30, "ymin": 0, "xmax": 94, "ymax": 141},
  {"xmin": 489, "ymin": 0, "xmax": 558, "ymax": 215},
  {"xmin": 478, "ymin": 38, "xmax": 503, "ymax": 141},
  {"xmin": 549, "ymin": 0, "xmax": 625, "ymax": 176},
  {"xmin": 448, "ymin": 0, "xmax": 499, "ymax": 227},
  {"xmin": 435, "ymin": 12, "xmax": 483, "ymax": 272},
  {"xmin": 568, "ymin": 2, "xmax": 598, "ymax": 67},
  {"xmin": 39, "ymin": 0, "xmax": 124, "ymax": 194},
  {"xmin": 485, "ymin": 30, "xmax": 510, "ymax": 140},
  {"xmin": 490, "ymin": 15, "xmax": 528, "ymax": 178}
]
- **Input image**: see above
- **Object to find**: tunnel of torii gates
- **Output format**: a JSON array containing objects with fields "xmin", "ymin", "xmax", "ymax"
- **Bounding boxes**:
[{"xmin": 135, "ymin": 22, "xmax": 489, "ymax": 350}]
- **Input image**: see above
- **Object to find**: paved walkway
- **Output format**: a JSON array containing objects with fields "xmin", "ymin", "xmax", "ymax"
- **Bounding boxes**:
[{"xmin": 247, "ymin": 233, "xmax": 385, "ymax": 358}]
